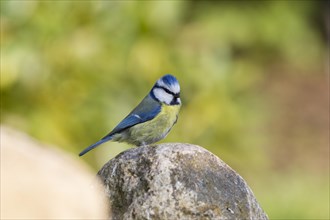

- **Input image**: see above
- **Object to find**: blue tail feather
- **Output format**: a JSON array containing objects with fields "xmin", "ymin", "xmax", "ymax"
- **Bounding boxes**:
[{"xmin": 79, "ymin": 135, "xmax": 113, "ymax": 156}]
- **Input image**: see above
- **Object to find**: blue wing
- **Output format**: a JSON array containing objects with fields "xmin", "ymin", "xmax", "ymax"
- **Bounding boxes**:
[
  {"xmin": 104, "ymin": 94, "xmax": 161, "ymax": 138},
  {"xmin": 79, "ymin": 95, "xmax": 161, "ymax": 157}
]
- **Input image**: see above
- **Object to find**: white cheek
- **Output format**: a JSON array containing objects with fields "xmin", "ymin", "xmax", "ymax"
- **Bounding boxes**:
[{"xmin": 153, "ymin": 88, "xmax": 173, "ymax": 105}]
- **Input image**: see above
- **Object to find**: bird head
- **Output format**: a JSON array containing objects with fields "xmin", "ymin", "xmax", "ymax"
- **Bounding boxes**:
[{"xmin": 151, "ymin": 74, "xmax": 181, "ymax": 105}]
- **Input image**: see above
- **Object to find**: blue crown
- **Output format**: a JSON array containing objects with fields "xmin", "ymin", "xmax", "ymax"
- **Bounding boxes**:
[{"xmin": 161, "ymin": 74, "xmax": 178, "ymax": 86}]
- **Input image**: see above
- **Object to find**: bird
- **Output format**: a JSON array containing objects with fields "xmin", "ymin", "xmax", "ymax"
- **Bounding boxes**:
[{"xmin": 79, "ymin": 74, "xmax": 181, "ymax": 156}]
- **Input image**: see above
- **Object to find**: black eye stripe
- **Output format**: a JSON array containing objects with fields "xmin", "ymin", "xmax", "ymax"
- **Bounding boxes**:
[{"xmin": 154, "ymin": 85, "xmax": 180, "ymax": 98}]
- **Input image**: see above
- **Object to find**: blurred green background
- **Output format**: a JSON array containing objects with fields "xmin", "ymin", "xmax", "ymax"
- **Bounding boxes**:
[{"xmin": 1, "ymin": 1, "xmax": 329, "ymax": 219}]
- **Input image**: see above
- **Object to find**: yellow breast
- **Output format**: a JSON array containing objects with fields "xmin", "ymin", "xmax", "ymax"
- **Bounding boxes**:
[{"xmin": 127, "ymin": 104, "xmax": 181, "ymax": 146}]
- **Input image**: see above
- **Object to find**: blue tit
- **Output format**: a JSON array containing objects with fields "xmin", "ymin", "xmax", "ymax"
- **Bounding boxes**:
[{"xmin": 79, "ymin": 74, "xmax": 181, "ymax": 156}]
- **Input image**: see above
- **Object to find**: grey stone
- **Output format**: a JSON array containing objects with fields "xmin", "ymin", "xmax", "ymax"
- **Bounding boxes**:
[{"xmin": 98, "ymin": 143, "xmax": 268, "ymax": 220}]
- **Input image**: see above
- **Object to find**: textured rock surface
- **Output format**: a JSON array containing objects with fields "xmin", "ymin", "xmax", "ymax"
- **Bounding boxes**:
[{"xmin": 98, "ymin": 143, "xmax": 268, "ymax": 220}]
